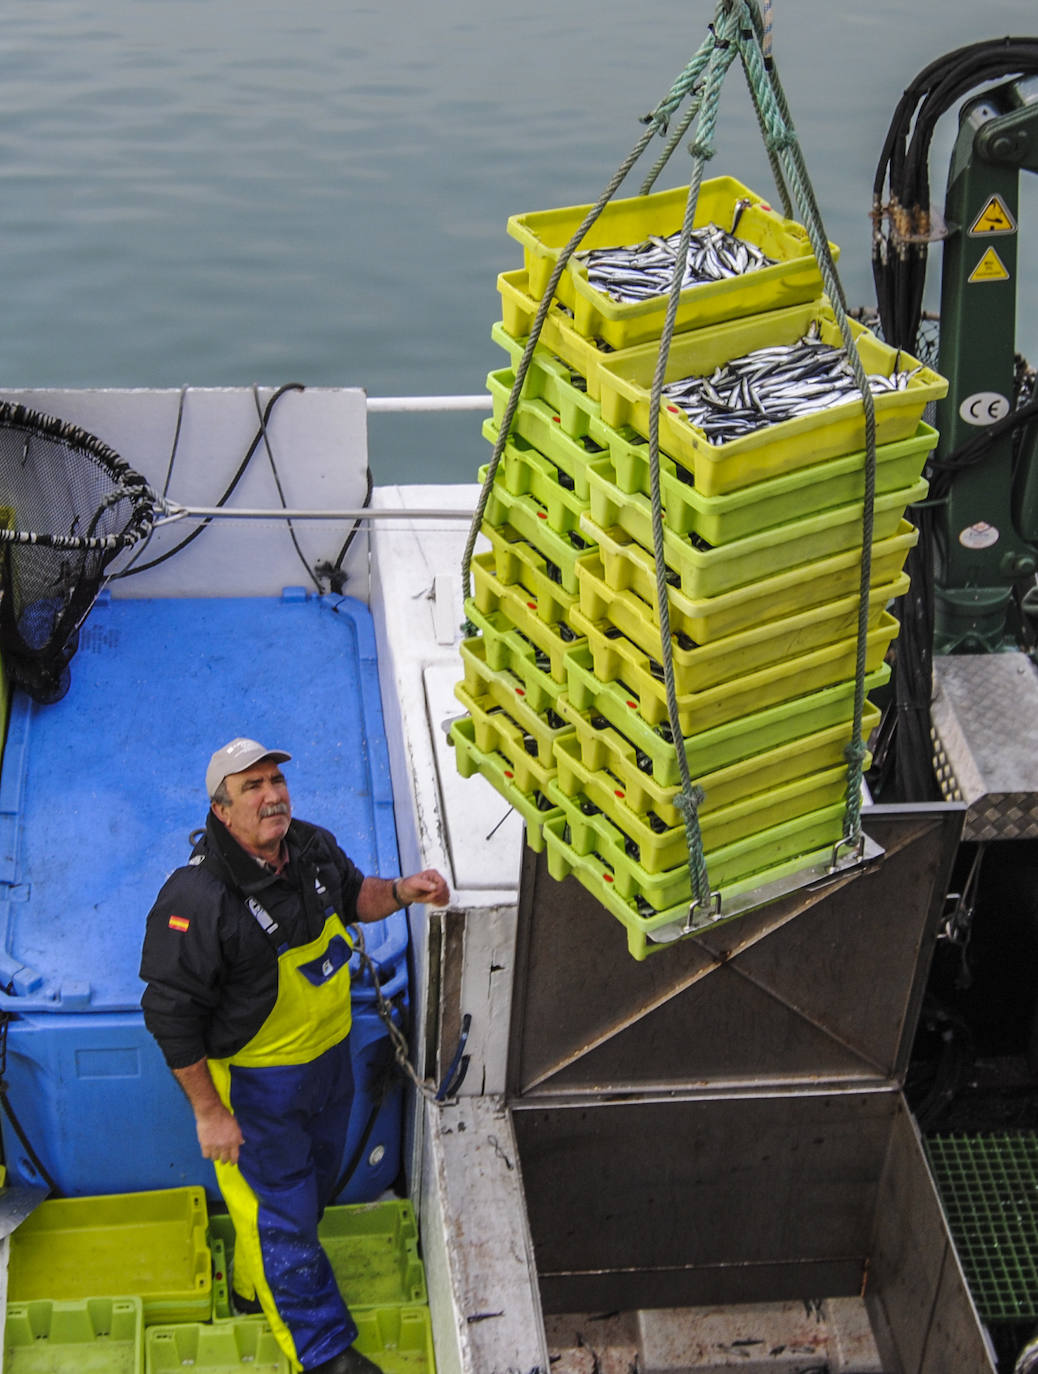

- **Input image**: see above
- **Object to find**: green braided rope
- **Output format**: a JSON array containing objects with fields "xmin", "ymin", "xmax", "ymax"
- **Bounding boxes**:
[
  {"xmin": 736, "ymin": 10, "xmax": 876, "ymax": 842},
  {"xmin": 646, "ymin": 2, "xmax": 742, "ymax": 908},
  {"xmin": 459, "ymin": 34, "xmax": 720, "ymax": 626}
]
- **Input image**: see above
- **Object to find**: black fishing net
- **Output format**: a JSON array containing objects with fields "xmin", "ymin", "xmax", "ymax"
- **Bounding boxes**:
[{"xmin": 0, "ymin": 402, "xmax": 155, "ymax": 703}]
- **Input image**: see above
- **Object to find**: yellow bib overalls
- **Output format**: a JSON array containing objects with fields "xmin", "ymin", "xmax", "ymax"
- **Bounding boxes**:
[{"xmin": 209, "ymin": 903, "xmax": 358, "ymax": 1372}]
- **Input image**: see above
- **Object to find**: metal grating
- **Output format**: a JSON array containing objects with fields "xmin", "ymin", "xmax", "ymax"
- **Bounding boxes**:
[{"xmin": 926, "ymin": 1132, "xmax": 1038, "ymax": 1321}]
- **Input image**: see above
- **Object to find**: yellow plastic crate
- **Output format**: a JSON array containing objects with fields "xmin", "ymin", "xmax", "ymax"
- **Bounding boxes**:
[
  {"xmin": 574, "ymin": 555, "xmax": 908, "ymax": 683},
  {"xmin": 471, "ymin": 552, "xmax": 583, "ymax": 677},
  {"xmin": 585, "ymin": 513, "xmax": 918, "ymax": 643},
  {"xmin": 542, "ymin": 802, "xmax": 849, "ymax": 959},
  {"xmin": 547, "ymin": 755, "xmax": 850, "ymax": 874},
  {"xmin": 477, "ymin": 524, "xmax": 582, "ymax": 628},
  {"xmin": 583, "ymin": 460, "xmax": 926, "ymax": 597},
  {"xmin": 562, "ymin": 648, "xmax": 889, "ymax": 787},
  {"xmin": 506, "ymin": 177, "xmax": 835, "ymax": 349},
  {"xmin": 544, "ymin": 783, "xmax": 849, "ymax": 909},
  {"xmin": 464, "ymin": 599, "xmax": 570, "ymax": 712},
  {"xmin": 493, "ymin": 288, "xmax": 622, "ymax": 402},
  {"xmin": 9, "ymin": 1187, "xmax": 211, "ymax": 1325},
  {"xmin": 479, "ymin": 491, "xmax": 596, "ymax": 596},
  {"xmin": 146, "ymin": 1320, "xmax": 287, "ymax": 1372},
  {"xmin": 488, "ymin": 315, "xmax": 602, "ymax": 432},
  {"xmin": 457, "ymin": 638, "xmax": 573, "ymax": 770},
  {"xmin": 484, "ymin": 376, "xmax": 607, "ymax": 500},
  {"xmin": 595, "ymin": 300, "xmax": 947, "ymax": 494},
  {"xmin": 480, "ymin": 425, "xmax": 587, "ymax": 536},
  {"xmin": 553, "ymin": 700, "xmax": 880, "ymax": 826},
  {"xmin": 4, "ymin": 1298, "xmax": 143, "ymax": 1374},
  {"xmin": 588, "ymin": 418, "xmax": 938, "ymax": 543},
  {"xmin": 565, "ymin": 611, "xmax": 899, "ymax": 734},
  {"xmin": 450, "ymin": 714, "xmax": 562, "ymax": 852}
]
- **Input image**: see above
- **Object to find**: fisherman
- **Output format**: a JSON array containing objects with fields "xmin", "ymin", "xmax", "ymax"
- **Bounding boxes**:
[{"xmin": 139, "ymin": 738, "xmax": 450, "ymax": 1374}]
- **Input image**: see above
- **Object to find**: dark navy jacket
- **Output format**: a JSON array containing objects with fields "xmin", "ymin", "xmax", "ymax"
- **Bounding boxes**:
[{"xmin": 139, "ymin": 813, "xmax": 364, "ymax": 1069}]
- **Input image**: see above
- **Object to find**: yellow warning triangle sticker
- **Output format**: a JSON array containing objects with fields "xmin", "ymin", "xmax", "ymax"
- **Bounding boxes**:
[
  {"xmin": 969, "ymin": 247, "xmax": 1010, "ymax": 283},
  {"xmin": 969, "ymin": 194, "xmax": 1016, "ymax": 235}
]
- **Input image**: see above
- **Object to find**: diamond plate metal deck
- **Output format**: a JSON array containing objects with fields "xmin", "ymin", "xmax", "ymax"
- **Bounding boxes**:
[{"xmin": 931, "ymin": 653, "xmax": 1038, "ymax": 839}]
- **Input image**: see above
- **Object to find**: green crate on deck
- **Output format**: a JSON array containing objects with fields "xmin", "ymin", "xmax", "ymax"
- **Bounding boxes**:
[
  {"xmin": 449, "ymin": 715, "xmax": 562, "ymax": 852},
  {"xmin": 352, "ymin": 1304, "xmax": 436, "ymax": 1373},
  {"xmin": 147, "ymin": 1319, "xmax": 287, "ymax": 1372},
  {"xmin": 4, "ymin": 1297, "xmax": 143, "ymax": 1374},
  {"xmin": 208, "ymin": 1201, "xmax": 428, "ymax": 1319},
  {"xmin": 595, "ymin": 300, "xmax": 946, "ymax": 494},
  {"xmin": 564, "ymin": 613, "xmax": 899, "ymax": 735},
  {"xmin": 9, "ymin": 1187, "xmax": 210, "ymax": 1325},
  {"xmin": 574, "ymin": 553, "xmax": 908, "ymax": 688},
  {"xmin": 552, "ymin": 702, "xmax": 880, "ymax": 828},
  {"xmin": 542, "ymin": 801, "xmax": 849, "ymax": 959},
  {"xmin": 926, "ymin": 1133, "xmax": 1038, "ymax": 1323},
  {"xmin": 584, "ymin": 513, "xmax": 917, "ymax": 643},
  {"xmin": 562, "ymin": 648, "xmax": 889, "ymax": 788},
  {"xmin": 506, "ymin": 177, "xmax": 836, "ymax": 349}
]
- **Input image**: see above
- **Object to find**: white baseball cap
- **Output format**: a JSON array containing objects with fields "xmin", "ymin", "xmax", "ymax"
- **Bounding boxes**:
[{"xmin": 206, "ymin": 738, "xmax": 292, "ymax": 799}]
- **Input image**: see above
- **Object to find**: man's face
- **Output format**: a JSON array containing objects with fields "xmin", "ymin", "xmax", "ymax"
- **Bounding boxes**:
[{"xmin": 213, "ymin": 758, "xmax": 292, "ymax": 860}]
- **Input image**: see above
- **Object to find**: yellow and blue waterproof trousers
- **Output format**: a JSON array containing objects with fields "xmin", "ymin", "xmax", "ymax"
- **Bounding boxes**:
[{"xmin": 209, "ymin": 912, "xmax": 357, "ymax": 1372}]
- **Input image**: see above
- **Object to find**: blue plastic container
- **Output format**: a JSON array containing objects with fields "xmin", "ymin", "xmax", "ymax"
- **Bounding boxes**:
[{"xmin": 0, "ymin": 591, "xmax": 410, "ymax": 1200}]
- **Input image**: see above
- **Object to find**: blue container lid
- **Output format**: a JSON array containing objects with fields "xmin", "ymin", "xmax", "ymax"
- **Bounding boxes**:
[{"xmin": 0, "ymin": 591, "xmax": 406, "ymax": 1011}]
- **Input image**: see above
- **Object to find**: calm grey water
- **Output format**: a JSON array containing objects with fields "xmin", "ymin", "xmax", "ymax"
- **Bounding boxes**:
[{"xmin": 1, "ymin": 0, "xmax": 1036, "ymax": 483}]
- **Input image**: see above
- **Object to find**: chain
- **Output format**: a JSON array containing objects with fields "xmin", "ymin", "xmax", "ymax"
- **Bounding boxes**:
[{"xmin": 350, "ymin": 923, "xmax": 448, "ymax": 1105}]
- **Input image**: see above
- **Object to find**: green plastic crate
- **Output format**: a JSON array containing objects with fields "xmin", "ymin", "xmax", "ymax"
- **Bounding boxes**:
[
  {"xmin": 453, "ymin": 678, "xmax": 562, "ymax": 795},
  {"xmin": 485, "ymin": 368, "xmax": 607, "ymax": 499},
  {"xmin": 582, "ymin": 459, "xmax": 927, "ymax": 598},
  {"xmin": 926, "ymin": 1133, "xmax": 1038, "ymax": 1323},
  {"xmin": 458, "ymin": 637, "xmax": 573, "ymax": 767},
  {"xmin": 477, "ymin": 523, "xmax": 583, "ymax": 630},
  {"xmin": 450, "ymin": 715, "xmax": 562, "ymax": 853},
  {"xmin": 571, "ymin": 562, "xmax": 908, "ymax": 694},
  {"xmin": 463, "ymin": 599, "xmax": 569, "ymax": 714},
  {"xmin": 208, "ymin": 1200, "xmax": 428, "ymax": 1318},
  {"xmin": 563, "ymin": 613, "xmax": 899, "ymax": 734},
  {"xmin": 506, "ymin": 176, "xmax": 835, "ymax": 349},
  {"xmin": 9, "ymin": 1187, "xmax": 211, "ymax": 1325},
  {"xmin": 589, "ymin": 418, "xmax": 939, "ymax": 544},
  {"xmin": 542, "ymin": 801, "xmax": 849, "ymax": 959},
  {"xmin": 478, "ymin": 471, "xmax": 596, "ymax": 593},
  {"xmin": 4, "ymin": 1297, "xmax": 143, "ymax": 1374},
  {"xmin": 471, "ymin": 552, "xmax": 584, "ymax": 678},
  {"xmin": 584, "ymin": 513, "xmax": 918, "ymax": 643},
  {"xmin": 352, "ymin": 1304, "xmax": 436, "ymax": 1373},
  {"xmin": 595, "ymin": 300, "xmax": 947, "ymax": 494},
  {"xmin": 481, "ymin": 423, "xmax": 587, "ymax": 537},
  {"xmin": 561, "ymin": 650, "xmax": 889, "ymax": 788},
  {"xmin": 552, "ymin": 703, "xmax": 880, "ymax": 828},
  {"xmin": 147, "ymin": 1319, "xmax": 288, "ymax": 1372},
  {"xmin": 546, "ymin": 760, "xmax": 849, "ymax": 877},
  {"xmin": 495, "ymin": 275, "xmax": 634, "ymax": 402}
]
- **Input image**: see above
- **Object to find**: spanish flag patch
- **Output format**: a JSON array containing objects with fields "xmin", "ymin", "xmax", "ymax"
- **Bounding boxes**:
[{"xmin": 168, "ymin": 915, "xmax": 190, "ymax": 933}]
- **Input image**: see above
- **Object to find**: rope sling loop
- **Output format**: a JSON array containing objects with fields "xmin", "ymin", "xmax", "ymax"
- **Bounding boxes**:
[{"xmin": 461, "ymin": 0, "xmax": 879, "ymax": 916}]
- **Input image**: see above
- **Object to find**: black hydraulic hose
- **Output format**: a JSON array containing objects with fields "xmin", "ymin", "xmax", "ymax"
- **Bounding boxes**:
[{"xmin": 117, "ymin": 382, "xmax": 305, "ymax": 575}]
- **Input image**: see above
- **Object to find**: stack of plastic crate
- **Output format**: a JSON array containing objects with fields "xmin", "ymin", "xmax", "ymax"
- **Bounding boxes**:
[
  {"xmin": 4, "ymin": 1188, "xmax": 435, "ymax": 1374},
  {"xmin": 451, "ymin": 177, "xmax": 947, "ymax": 957}
]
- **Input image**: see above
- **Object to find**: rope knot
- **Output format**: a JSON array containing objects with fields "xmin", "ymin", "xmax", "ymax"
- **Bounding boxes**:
[
  {"xmin": 766, "ymin": 128, "xmax": 798, "ymax": 153},
  {"xmin": 461, "ymin": 617, "xmax": 479, "ymax": 638},
  {"xmin": 843, "ymin": 738, "xmax": 869, "ymax": 769},
  {"xmin": 675, "ymin": 784, "xmax": 706, "ymax": 817},
  {"xmin": 686, "ymin": 140, "xmax": 716, "ymax": 162}
]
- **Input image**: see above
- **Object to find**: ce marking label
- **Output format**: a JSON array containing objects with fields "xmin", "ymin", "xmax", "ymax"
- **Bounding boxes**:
[{"xmin": 959, "ymin": 391, "xmax": 1010, "ymax": 426}]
